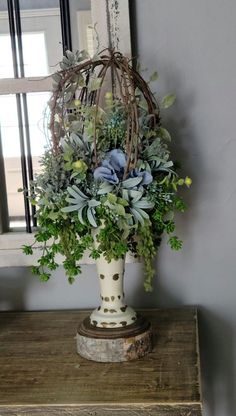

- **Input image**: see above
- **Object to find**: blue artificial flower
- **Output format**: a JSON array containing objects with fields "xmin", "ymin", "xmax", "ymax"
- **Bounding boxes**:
[
  {"xmin": 94, "ymin": 163, "xmax": 119, "ymax": 184},
  {"xmin": 129, "ymin": 168, "xmax": 153, "ymax": 186},
  {"xmin": 94, "ymin": 149, "xmax": 127, "ymax": 184},
  {"xmin": 108, "ymin": 149, "xmax": 126, "ymax": 173}
]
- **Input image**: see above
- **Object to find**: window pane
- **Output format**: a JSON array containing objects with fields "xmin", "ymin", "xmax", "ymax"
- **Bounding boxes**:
[
  {"xmin": 0, "ymin": 1, "xmax": 14, "ymax": 78},
  {"xmin": 0, "ymin": 92, "xmax": 49, "ymax": 228},
  {"xmin": 19, "ymin": 0, "xmax": 62, "ymax": 76},
  {"xmin": 27, "ymin": 92, "xmax": 49, "ymax": 155},
  {"xmin": 0, "ymin": 1, "xmax": 63, "ymax": 79},
  {"xmin": 70, "ymin": 1, "xmax": 94, "ymax": 56},
  {"xmin": 0, "ymin": 95, "xmax": 24, "ymax": 227},
  {"xmin": 27, "ymin": 92, "xmax": 50, "ymax": 176},
  {"xmin": 22, "ymin": 32, "xmax": 48, "ymax": 77}
]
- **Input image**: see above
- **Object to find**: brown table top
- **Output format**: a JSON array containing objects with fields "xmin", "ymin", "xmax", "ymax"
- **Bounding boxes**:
[{"xmin": 0, "ymin": 307, "xmax": 202, "ymax": 416}]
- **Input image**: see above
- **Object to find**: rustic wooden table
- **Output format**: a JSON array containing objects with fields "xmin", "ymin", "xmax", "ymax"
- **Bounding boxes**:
[{"xmin": 0, "ymin": 308, "xmax": 202, "ymax": 416}]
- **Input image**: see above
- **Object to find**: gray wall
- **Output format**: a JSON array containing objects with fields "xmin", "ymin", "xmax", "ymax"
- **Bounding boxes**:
[
  {"xmin": 0, "ymin": 1, "xmax": 235, "ymax": 415},
  {"xmin": 133, "ymin": 1, "xmax": 236, "ymax": 416}
]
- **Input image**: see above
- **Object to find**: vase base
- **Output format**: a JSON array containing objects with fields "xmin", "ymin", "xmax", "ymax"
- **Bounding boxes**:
[{"xmin": 76, "ymin": 314, "xmax": 153, "ymax": 362}]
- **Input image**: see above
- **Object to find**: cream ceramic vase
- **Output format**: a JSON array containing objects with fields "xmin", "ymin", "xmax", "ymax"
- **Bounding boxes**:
[{"xmin": 90, "ymin": 228, "xmax": 137, "ymax": 328}]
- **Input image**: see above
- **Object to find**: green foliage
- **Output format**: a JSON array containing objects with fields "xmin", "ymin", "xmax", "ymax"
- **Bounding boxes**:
[
  {"xmin": 22, "ymin": 49, "xmax": 191, "ymax": 291},
  {"xmin": 22, "ymin": 245, "xmax": 33, "ymax": 255},
  {"xmin": 168, "ymin": 236, "xmax": 183, "ymax": 251},
  {"xmin": 136, "ymin": 221, "xmax": 156, "ymax": 292},
  {"xmin": 149, "ymin": 71, "xmax": 159, "ymax": 82},
  {"xmin": 95, "ymin": 217, "xmax": 129, "ymax": 262},
  {"xmin": 161, "ymin": 94, "xmax": 176, "ymax": 109}
]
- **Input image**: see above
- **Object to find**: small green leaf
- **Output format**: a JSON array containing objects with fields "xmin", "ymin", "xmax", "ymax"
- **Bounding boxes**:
[
  {"xmin": 158, "ymin": 127, "xmax": 172, "ymax": 141},
  {"xmin": 89, "ymin": 77, "xmax": 102, "ymax": 91},
  {"xmin": 116, "ymin": 204, "xmax": 126, "ymax": 217},
  {"xmin": 117, "ymin": 197, "xmax": 129, "ymax": 207},
  {"xmin": 48, "ymin": 211, "xmax": 59, "ymax": 220},
  {"xmin": 161, "ymin": 94, "xmax": 176, "ymax": 109},
  {"xmin": 31, "ymin": 266, "xmax": 40, "ymax": 276},
  {"xmin": 149, "ymin": 71, "xmax": 159, "ymax": 82},
  {"xmin": 78, "ymin": 73, "xmax": 85, "ymax": 87},
  {"xmin": 168, "ymin": 236, "xmax": 183, "ymax": 251},
  {"xmin": 107, "ymin": 193, "xmax": 117, "ymax": 204},
  {"xmin": 22, "ymin": 245, "xmax": 33, "ymax": 255},
  {"xmin": 40, "ymin": 272, "xmax": 50, "ymax": 282}
]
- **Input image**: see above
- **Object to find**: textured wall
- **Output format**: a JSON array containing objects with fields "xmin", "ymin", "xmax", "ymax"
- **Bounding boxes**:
[{"xmin": 133, "ymin": 1, "xmax": 236, "ymax": 416}]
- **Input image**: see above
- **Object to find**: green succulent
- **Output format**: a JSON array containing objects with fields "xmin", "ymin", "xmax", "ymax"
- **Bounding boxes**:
[{"xmin": 62, "ymin": 185, "xmax": 100, "ymax": 227}]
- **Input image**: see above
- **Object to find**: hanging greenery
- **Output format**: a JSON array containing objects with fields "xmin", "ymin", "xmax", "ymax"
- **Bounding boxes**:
[{"xmin": 22, "ymin": 48, "xmax": 191, "ymax": 291}]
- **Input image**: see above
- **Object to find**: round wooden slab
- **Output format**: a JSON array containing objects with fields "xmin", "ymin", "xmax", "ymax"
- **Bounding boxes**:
[{"xmin": 76, "ymin": 314, "xmax": 153, "ymax": 362}]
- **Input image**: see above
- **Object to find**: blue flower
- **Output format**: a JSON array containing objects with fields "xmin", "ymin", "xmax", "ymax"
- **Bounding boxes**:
[
  {"xmin": 94, "ymin": 163, "xmax": 119, "ymax": 184},
  {"xmin": 129, "ymin": 169, "xmax": 153, "ymax": 185},
  {"xmin": 94, "ymin": 149, "xmax": 126, "ymax": 184},
  {"xmin": 108, "ymin": 149, "xmax": 126, "ymax": 173}
]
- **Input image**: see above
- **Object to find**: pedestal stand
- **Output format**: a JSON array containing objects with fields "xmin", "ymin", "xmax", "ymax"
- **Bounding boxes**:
[{"xmin": 76, "ymin": 314, "xmax": 153, "ymax": 362}]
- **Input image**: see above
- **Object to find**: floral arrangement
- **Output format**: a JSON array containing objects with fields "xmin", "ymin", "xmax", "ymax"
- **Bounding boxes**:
[{"xmin": 23, "ymin": 49, "xmax": 191, "ymax": 291}]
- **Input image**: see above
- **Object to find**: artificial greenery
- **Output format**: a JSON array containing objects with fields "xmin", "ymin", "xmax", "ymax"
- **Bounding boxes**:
[{"xmin": 22, "ymin": 49, "xmax": 191, "ymax": 292}]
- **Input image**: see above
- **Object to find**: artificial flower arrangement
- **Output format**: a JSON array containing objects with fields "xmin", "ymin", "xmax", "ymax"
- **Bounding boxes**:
[{"xmin": 23, "ymin": 49, "xmax": 191, "ymax": 292}]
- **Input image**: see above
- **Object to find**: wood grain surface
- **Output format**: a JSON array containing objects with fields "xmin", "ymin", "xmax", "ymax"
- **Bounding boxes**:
[{"xmin": 0, "ymin": 308, "xmax": 202, "ymax": 416}]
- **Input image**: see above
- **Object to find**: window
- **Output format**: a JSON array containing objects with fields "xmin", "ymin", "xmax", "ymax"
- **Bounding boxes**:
[
  {"xmin": 0, "ymin": 0, "xmax": 72, "ymax": 233},
  {"xmin": 0, "ymin": 0, "xmax": 131, "ymax": 267}
]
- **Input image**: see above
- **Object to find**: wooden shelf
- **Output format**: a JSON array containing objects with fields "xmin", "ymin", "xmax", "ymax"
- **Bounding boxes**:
[{"xmin": 0, "ymin": 307, "xmax": 202, "ymax": 415}]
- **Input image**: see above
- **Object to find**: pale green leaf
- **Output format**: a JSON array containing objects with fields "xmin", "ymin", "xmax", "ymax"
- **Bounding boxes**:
[
  {"xmin": 61, "ymin": 203, "xmax": 85, "ymax": 213},
  {"xmin": 158, "ymin": 127, "xmax": 172, "ymax": 141},
  {"xmin": 87, "ymin": 208, "xmax": 98, "ymax": 227},
  {"xmin": 122, "ymin": 189, "xmax": 129, "ymax": 200},
  {"xmin": 129, "ymin": 189, "xmax": 143, "ymax": 203},
  {"xmin": 71, "ymin": 185, "xmax": 89, "ymax": 199},
  {"xmin": 66, "ymin": 50, "xmax": 75, "ymax": 61},
  {"xmin": 107, "ymin": 193, "xmax": 117, "ymax": 204},
  {"xmin": 135, "ymin": 207, "xmax": 150, "ymax": 219},
  {"xmin": 134, "ymin": 199, "xmax": 154, "ymax": 209},
  {"xmin": 163, "ymin": 161, "xmax": 174, "ymax": 168},
  {"xmin": 97, "ymin": 182, "xmax": 114, "ymax": 195},
  {"xmin": 52, "ymin": 73, "xmax": 61, "ymax": 84},
  {"xmin": 130, "ymin": 207, "xmax": 144, "ymax": 225},
  {"xmin": 117, "ymin": 197, "xmax": 129, "ymax": 207},
  {"xmin": 161, "ymin": 94, "xmax": 176, "ymax": 109},
  {"xmin": 78, "ymin": 206, "xmax": 86, "ymax": 224},
  {"xmin": 88, "ymin": 199, "xmax": 101, "ymax": 208},
  {"xmin": 122, "ymin": 176, "xmax": 142, "ymax": 189},
  {"xmin": 115, "ymin": 204, "xmax": 126, "ymax": 216},
  {"xmin": 149, "ymin": 71, "xmax": 159, "ymax": 82},
  {"xmin": 47, "ymin": 211, "xmax": 59, "ymax": 220},
  {"xmin": 89, "ymin": 77, "xmax": 102, "ymax": 91}
]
